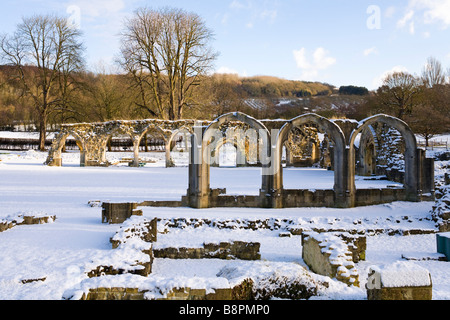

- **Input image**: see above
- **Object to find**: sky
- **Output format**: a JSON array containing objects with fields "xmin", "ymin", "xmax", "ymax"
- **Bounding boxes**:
[{"xmin": 1, "ymin": 0, "xmax": 450, "ymax": 90}]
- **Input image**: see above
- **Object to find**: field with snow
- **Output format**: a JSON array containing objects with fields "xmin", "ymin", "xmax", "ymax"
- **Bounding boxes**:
[{"xmin": 0, "ymin": 144, "xmax": 449, "ymax": 300}]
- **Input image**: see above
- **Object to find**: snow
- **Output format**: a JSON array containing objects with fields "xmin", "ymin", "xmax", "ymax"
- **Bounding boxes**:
[
  {"xmin": 0, "ymin": 139, "xmax": 449, "ymax": 300},
  {"xmin": 370, "ymin": 261, "xmax": 431, "ymax": 287}
]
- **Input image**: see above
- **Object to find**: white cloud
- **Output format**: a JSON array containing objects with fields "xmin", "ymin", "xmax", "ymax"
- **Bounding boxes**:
[
  {"xmin": 216, "ymin": 66, "xmax": 238, "ymax": 74},
  {"xmin": 363, "ymin": 47, "xmax": 378, "ymax": 56},
  {"xmin": 397, "ymin": 0, "xmax": 450, "ymax": 36},
  {"xmin": 230, "ymin": 0, "xmax": 246, "ymax": 10},
  {"xmin": 260, "ymin": 9, "xmax": 277, "ymax": 23},
  {"xmin": 397, "ymin": 9, "xmax": 416, "ymax": 34},
  {"xmin": 229, "ymin": 0, "xmax": 278, "ymax": 27},
  {"xmin": 70, "ymin": 0, "xmax": 126, "ymax": 18},
  {"xmin": 293, "ymin": 47, "xmax": 336, "ymax": 80},
  {"xmin": 397, "ymin": 10, "xmax": 414, "ymax": 28},
  {"xmin": 215, "ymin": 66, "xmax": 247, "ymax": 77},
  {"xmin": 372, "ymin": 65, "xmax": 409, "ymax": 89},
  {"xmin": 414, "ymin": 0, "xmax": 450, "ymax": 26}
]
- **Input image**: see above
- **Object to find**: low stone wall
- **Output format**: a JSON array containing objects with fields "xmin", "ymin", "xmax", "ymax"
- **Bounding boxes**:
[
  {"xmin": 301, "ymin": 232, "xmax": 361, "ymax": 287},
  {"xmin": 79, "ymin": 267, "xmax": 320, "ymax": 300},
  {"xmin": 209, "ymin": 195, "xmax": 261, "ymax": 208},
  {"xmin": 101, "ymin": 202, "xmax": 143, "ymax": 224},
  {"xmin": 0, "ymin": 214, "xmax": 56, "ymax": 233},
  {"xmin": 181, "ymin": 187, "xmax": 415, "ymax": 209},
  {"xmin": 158, "ymin": 216, "xmax": 436, "ymax": 237},
  {"xmin": 81, "ymin": 287, "xmax": 146, "ymax": 300},
  {"xmin": 282, "ymin": 189, "xmax": 335, "ymax": 208},
  {"xmin": 87, "ymin": 217, "xmax": 157, "ymax": 278},
  {"xmin": 80, "ymin": 284, "xmax": 244, "ymax": 301},
  {"xmin": 338, "ymin": 233, "xmax": 367, "ymax": 263},
  {"xmin": 355, "ymin": 188, "xmax": 406, "ymax": 207},
  {"xmin": 366, "ymin": 262, "xmax": 432, "ymax": 300},
  {"xmin": 154, "ymin": 241, "xmax": 261, "ymax": 260}
]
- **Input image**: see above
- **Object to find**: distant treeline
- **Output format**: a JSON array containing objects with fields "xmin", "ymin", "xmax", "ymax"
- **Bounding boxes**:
[
  {"xmin": 338, "ymin": 85, "xmax": 369, "ymax": 96},
  {"xmin": 0, "ymin": 67, "xmax": 344, "ymax": 129}
]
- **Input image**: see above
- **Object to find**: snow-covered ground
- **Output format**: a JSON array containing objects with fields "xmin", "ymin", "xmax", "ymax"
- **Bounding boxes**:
[{"xmin": 0, "ymin": 145, "xmax": 449, "ymax": 300}]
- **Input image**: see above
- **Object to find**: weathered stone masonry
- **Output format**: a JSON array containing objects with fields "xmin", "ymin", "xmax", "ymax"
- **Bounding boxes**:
[{"xmin": 47, "ymin": 112, "xmax": 435, "ymax": 209}]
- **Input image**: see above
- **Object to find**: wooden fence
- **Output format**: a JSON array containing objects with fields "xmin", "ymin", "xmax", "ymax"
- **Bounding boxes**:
[
  {"xmin": 417, "ymin": 138, "xmax": 449, "ymax": 150},
  {"xmin": 0, "ymin": 135, "xmax": 182, "ymax": 152}
]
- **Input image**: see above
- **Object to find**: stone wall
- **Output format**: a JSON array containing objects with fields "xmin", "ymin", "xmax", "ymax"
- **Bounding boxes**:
[
  {"xmin": 301, "ymin": 232, "xmax": 362, "ymax": 287},
  {"xmin": 153, "ymin": 241, "xmax": 261, "ymax": 260},
  {"xmin": 366, "ymin": 263, "xmax": 432, "ymax": 300},
  {"xmin": 87, "ymin": 217, "xmax": 157, "ymax": 278},
  {"xmin": 80, "ymin": 283, "xmax": 249, "ymax": 300},
  {"xmin": 0, "ymin": 214, "xmax": 56, "ymax": 233},
  {"xmin": 180, "ymin": 187, "xmax": 410, "ymax": 209},
  {"xmin": 102, "ymin": 202, "xmax": 143, "ymax": 224}
]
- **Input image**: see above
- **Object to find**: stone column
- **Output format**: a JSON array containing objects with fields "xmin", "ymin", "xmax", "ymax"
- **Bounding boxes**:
[
  {"xmin": 131, "ymin": 139, "xmax": 140, "ymax": 167},
  {"xmin": 187, "ymin": 134, "xmax": 210, "ymax": 209},
  {"xmin": 165, "ymin": 140, "xmax": 174, "ymax": 167}
]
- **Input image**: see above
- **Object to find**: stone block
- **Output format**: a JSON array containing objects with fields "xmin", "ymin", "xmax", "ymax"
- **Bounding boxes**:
[
  {"xmin": 153, "ymin": 241, "xmax": 261, "ymax": 260},
  {"xmin": 366, "ymin": 262, "xmax": 432, "ymax": 300},
  {"xmin": 101, "ymin": 202, "xmax": 140, "ymax": 224},
  {"xmin": 159, "ymin": 287, "xmax": 233, "ymax": 300},
  {"xmin": 301, "ymin": 232, "xmax": 359, "ymax": 287},
  {"xmin": 81, "ymin": 287, "xmax": 146, "ymax": 300}
]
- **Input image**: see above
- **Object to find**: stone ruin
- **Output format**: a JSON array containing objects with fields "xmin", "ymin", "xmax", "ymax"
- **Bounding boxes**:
[
  {"xmin": 49, "ymin": 112, "xmax": 434, "ymax": 210},
  {"xmin": 38, "ymin": 112, "xmax": 444, "ymax": 301}
]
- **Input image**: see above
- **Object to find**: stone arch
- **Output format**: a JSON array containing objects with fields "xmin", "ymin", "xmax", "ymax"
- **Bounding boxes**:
[
  {"xmin": 45, "ymin": 129, "xmax": 86, "ymax": 167},
  {"xmin": 210, "ymin": 136, "xmax": 246, "ymax": 167},
  {"xmin": 132, "ymin": 123, "xmax": 171, "ymax": 167},
  {"xmin": 283, "ymin": 126, "xmax": 321, "ymax": 167},
  {"xmin": 348, "ymin": 114, "xmax": 418, "ymax": 202},
  {"xmin": 357, "ymin": 125, "xmax": 378, "ymax": 176},
  {"xmin": 102, "ymin": 124, "xmax": 137, "ymax": 166},
  {"xmin": 192, "ymin": 112, "xmax": 271, "ymax": 208},
  {"xmin": 273, "ymin": 113, "xmax": 348, "ymax": 207},
  {"xmin": 168, "ymin": 126, "xmax": 193, "ymax": 151},
  {"xmin": 166, "ymin": 126, "xmax": 194, "ymax": 167}
]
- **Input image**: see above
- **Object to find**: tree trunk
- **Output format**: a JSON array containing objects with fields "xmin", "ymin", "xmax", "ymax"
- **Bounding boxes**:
[{"xmin": 38, "ymin": 112, "xmax": 47, "ymax": 151}]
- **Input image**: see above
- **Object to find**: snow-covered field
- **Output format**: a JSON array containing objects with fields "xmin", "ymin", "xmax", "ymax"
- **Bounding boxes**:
[{"xmin": 0, "ymin": 146, "xmax": 449, "ymax": 300}]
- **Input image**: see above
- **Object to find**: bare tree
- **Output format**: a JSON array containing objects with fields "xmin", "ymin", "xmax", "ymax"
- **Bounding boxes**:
[
  {"xmin": 376, "ymin": 71, "xmax": 421, "ymax": 119},
  {"xmin": 421, "ymin": 56, "xmax": 447, "ymax": 88},
  {"xmin": 119, "ymin": 7, "xmax": 218, "ymax": 120},
  {"xmin": 0, "ymin": 14, "xmax": 84, "ymax": 150}
]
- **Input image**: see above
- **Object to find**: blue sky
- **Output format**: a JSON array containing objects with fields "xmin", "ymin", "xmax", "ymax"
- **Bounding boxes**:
[{"xmin": 1, "ymin": 0, "xmax": 450, "ymax": 90}]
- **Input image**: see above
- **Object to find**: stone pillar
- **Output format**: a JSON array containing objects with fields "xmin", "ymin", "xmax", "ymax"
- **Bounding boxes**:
[
  {"xmin": 79, "ymin": 150, "xmax": 86, "ymax": 167},
  {"xmin": 187, "ymin": 134, "xmax": 210, "ymax": 209},
  {"xmin": 285, "ymin": 145, "xmax": 293, "ymax": 167},
  {"xmin": 417, "ymin": 148, "xmax": 434, "ymax": 197},
  {"xmin": 236, "ymin": 145, "xmax": 247, "ymax": 167},
  {"xmin": 48, "ymin": 157, "xmax": 62, "ymax": 167},
  {"xmin": 131, "ymin": 140, "xmax": 140, "ymax": 167},
  {"xmin": 165, "ymin": 140, "xmax": 174, "ymax": 167},
  {"xmin": 269, "ymin": 143, "xmax": 283, "ymax": 209}
]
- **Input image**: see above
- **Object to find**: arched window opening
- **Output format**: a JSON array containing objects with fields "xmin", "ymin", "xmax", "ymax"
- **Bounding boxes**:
[
  {"xmin": 136, "ymin": 126, "xmax": 168, "ymax": 167},
  {"xmin": 282, "ymin": 124, "xmax": 334, "ymax": 191},
  {"xmin": 105, "ymin": 133, "xmax": 136, "ymax": 167},
  {"xmin": 349, "ymin": 115, "xmax": 419, "ymax": 203}
]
